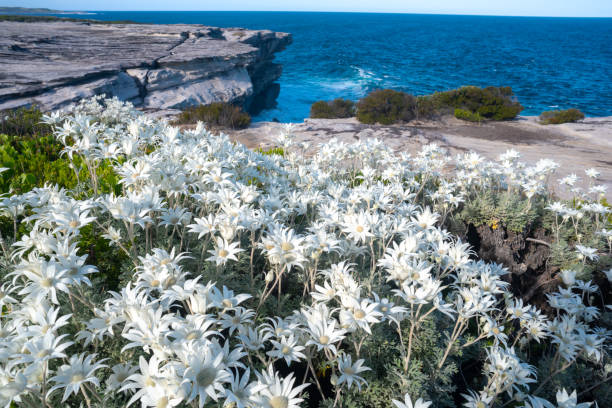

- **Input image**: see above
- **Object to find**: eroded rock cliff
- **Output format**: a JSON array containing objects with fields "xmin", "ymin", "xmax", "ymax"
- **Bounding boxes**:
[{"xmin": 0, "ymin": 20, "xmax": 291, "ymax": 113}]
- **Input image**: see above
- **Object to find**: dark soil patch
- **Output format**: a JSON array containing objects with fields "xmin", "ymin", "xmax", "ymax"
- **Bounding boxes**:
[
  {"xmin": 466, "ymin": 224, "xmax": 557, "ymax": 307},
  {"xmin": 448, "ymin": 122, "xmax": 565, "ymax": 145}
]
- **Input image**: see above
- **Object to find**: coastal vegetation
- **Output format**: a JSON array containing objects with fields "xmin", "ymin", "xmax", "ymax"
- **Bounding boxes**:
[
  {"xmin": 0, "ymin": 97, "xmax": 609, "ymax": 408},
  {"xmin": 430, "ymin": 85, "xmax": 524, "ymax": 121},
  {"xmin": 173, "ymin": 102, "xmax": 252, "ymax": 129},
  {"xmin": 453, "ymin": 108, "xmax": 484, "ymax": 122},
  {"xmin": 539, "ymin": 108, "xmax": 586, "ymax": 125},
  {"xmin": 311, "ymin": 86, "xmax": 523, "ymax": 124},
  {"xmin": 356, "ymin": 89, "xmax": 417, "ymax": 124},
  {"xmin": 310, "ymin": 98, "xmax": 356, "ymax": 119},
  {"xmin": 0, "ymin": 105, "xmax": 120, "ymax": 194}
]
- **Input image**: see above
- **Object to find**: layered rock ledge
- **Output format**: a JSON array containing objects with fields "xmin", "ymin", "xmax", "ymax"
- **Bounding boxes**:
[{"xmin": 0, "ymin": 20, "xmax": 291, "ymax": 113}]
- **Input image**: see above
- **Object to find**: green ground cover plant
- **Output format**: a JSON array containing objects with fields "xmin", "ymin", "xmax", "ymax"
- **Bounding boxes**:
[
  {"xmin": 539, "ymin": 109, "xmax": 585, "ymax": 125},
  {"xmin": 0, "ymin": 105, "xmax": 121, "ymax": 195}
]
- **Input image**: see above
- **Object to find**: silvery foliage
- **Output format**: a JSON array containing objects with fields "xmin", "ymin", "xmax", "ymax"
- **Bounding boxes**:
[{"xmin": 0, "ymin": 96, "xmax": 609, "ymax": 408}]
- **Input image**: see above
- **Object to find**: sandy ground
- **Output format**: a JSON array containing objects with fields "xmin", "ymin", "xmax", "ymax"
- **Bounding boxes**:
[{"xmin": 220, "ymin": 116, "xmax": 612, "ymax": 200}]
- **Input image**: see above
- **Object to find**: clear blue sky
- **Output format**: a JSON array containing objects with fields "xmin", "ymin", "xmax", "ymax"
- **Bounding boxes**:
[{"xmin": 7, "ymin": 0, "xmax": 612, "ymax": 17}]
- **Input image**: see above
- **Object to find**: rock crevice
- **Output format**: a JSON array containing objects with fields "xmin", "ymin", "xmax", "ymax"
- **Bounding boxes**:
[{"xmin": 0, "ymin": 21, "xmax": 292, "ymax": 112}]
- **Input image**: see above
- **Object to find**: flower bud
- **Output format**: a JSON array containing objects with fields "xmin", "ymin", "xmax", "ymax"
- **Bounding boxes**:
[{"xmin": 330, "ymin": 374, "xmax": 338, "ymax": 386}]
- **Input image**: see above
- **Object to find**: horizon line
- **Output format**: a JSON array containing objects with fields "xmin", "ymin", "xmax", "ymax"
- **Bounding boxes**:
[{"xmin": 40, "ymin": 9, "xmax": 612, "ymax": 19}]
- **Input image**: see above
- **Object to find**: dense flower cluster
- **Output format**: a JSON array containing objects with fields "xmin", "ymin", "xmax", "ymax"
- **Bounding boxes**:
[{"xmin": 0, "ymin": 97, "xmax": 610, "ymax": 407}]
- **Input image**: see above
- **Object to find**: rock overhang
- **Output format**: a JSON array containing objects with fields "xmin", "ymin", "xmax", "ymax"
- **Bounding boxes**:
[{"xmin": 0, "ymin": 20, "xmax": 292, "ymax": 113}]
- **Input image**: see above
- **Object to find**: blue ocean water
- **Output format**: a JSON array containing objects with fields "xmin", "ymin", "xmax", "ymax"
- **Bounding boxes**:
[{"xmin": 52, "ymin": 12, "xmax": 612, "ymax": 122}]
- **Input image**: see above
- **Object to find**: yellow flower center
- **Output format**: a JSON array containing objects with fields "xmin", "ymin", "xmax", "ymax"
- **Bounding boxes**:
[
  {"xmin": 40, "ymin": 278, "xmax": 53, "ymax": 288},
  {"xmin": 269, "ymin": 396, "xmax": 289, "ymax": 408},
  {"xmin": 354, "ymin": 309, "xmax": 365, "ymax": 319},
  {"xmin": 156, "ymin": 397, "xmax": 169, "ymax": 408},
  {"xmin": 69, "ymin": 220, "xmax": 79, "ymax": 228},
  {"xmin": 281, "ymin": 346, "xmax": 291, "ymax": 354},
  {"xmin": 343, "ymin": 366, "xmax": 355, "ymax": 375},
  {"xmin": 281, "ymin": 242, "xmax": 294, "ymax": 251},
  {"xmin": 218, "ymin": 249, "xmax": 229, "ymax": 258},
  {"xmin": 355, "ymin": 225, "xmax": 364, "ymax": 233},
  {"xmin": 71, "ymin": 373, "xmax": 85, "ymax": 383},
  {"xmin": 164, "ymin": 277, "xmax": 176, "ymax": 287},
  {"xmin": 319, "ymin": 335, "xmax": 330, "ymax": 345}
]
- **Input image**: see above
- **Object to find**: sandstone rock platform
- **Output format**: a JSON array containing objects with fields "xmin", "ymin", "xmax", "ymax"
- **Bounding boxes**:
[{"xmin": 0, "ymin": 20, "xmax": 291, "ymax": 112}]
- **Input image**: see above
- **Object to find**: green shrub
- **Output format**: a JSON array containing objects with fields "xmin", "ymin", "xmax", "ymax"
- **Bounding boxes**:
[
  {"xmin": 310, "ymin": 98, "xmax": 355, "ymax": 119},
  {"xmin": 454, "ymin": 108, "xmax": 483, "ymax": 122},
  {"xmin": 431, "ymin": 86, "xmax": 523, "ymax": 120},
  {"xmin": 0, "ymin": 105, "xmax": 51, "ymax": 137},
  {"xmin": 173, "ymin": 102, "xmax": 251, "ymax": 129},
  {"xmin": 0, "ymin": 106, "xmax": 120, "ymax": 195},
  {"xmin": 0, "ymin": 133, "xmax": 121, "ymax": 195},
  {"xmin": 539, "ymin": 108, "xmax": 585, "ymax": 125},
  {"xmin": 255, "ymin": 146, "xmax": 285, "ymax": 156},
  {"xmin": 415, "ymin": 96, "xmax": 437, "ymax": 120},
  {"xmin": 356, "ymin": 89, "xmax": 417, "ymax": 125}
]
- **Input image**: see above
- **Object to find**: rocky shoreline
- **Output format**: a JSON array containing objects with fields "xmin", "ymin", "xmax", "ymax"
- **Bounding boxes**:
[{"xmin": 0, "ymin": 20, "xmax": 291, "ymax": 113}]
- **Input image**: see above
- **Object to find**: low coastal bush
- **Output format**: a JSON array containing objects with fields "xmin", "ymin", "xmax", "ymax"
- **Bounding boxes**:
[
  {"xmin": 432, "ymin": 85, "xmax": 524, "ymax": 120},
  {"xmin": 310, "ymin": 98, "xmax": 356, "ymax": 118},
  {"xmin": 539, "ymin": 108, "xmax": 585, "ymax": 124},
  {"xmin": 356, "ymin": 89, "xmax": 417, "ymax": 124},
  {"xmin": 0, "ymin": 105, "xmax": 120, "ymax": 194},
  {"xmin": 173, "ymin": 102, "xmax": 251, "ymax": 129},
  {"xmin": 415, "ymin": 95, "xmax": 438, "ymax": 120},
  {"xmin": 0, "ymin": 104, "xmax": 51, "ymax": 137},
  {"xmin": 354, "ymin": 86, "xmax": 522, "ymax": 124},
  {"xmin": 0, "ymin": 97, "xmax": 609, "ymax": 408},
  {"xmin": 454, "ymin": 107, "xmax": 483, "ymax": 122}
]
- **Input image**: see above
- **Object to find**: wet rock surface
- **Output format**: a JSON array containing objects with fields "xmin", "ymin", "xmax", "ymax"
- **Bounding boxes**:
[{"xmin": 0, "ymin": 20, "xmax": 291, "ymax": 112}]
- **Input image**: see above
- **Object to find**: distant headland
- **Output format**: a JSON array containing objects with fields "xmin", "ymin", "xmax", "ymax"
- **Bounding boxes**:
[{"xmin": 0, "ymin": 6, "xmax": 90, "ymax": 15}]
